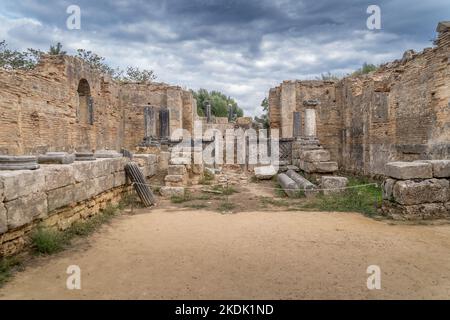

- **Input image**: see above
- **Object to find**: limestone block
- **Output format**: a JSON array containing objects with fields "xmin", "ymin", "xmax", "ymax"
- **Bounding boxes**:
[
  {"xmin": 94, "ymin": 150, "xmax": 123, "ymax": 158},
  {"xmin": 93, "ymin": 159, "xmax": 116, "ymax": 177},
  {"xmin": 160, "ymin": 187, "xmax": 185, "ymax": 198},
  {"xmin": 168, "ymin": 165, "xmax": 187, "ymax": 176},
  {"xmin": 385, "ymin": 162, "xmax": 432, "ymax": 180},
  {"xmin": 159, "ymin": 152, "xmax": 170, "ymax": 170},
  {"xmin": 277, "ymin": 173, "xmax": 299, "ymax": 198},
  {"xmin": 255, "ymin": 166, "xmax": 277, "ymax": 180},
  {"xmin": 321, "ymin": 176, "xmax": 348, "ymax": 195},
  {"xmin": 47, "ymin": 184, "xmax": 75, "ymax": 211},
  {"xmin": 414, "ymin": 160, "xmax": 450, "ymax": 178},
  {"xmin": 393, "ymin": 179, "xmax": 449, "ymax": 205},
  {"xmin": 148, "ymin": 164, "xmax": 157, "ymax": 177},
  {"xmin": 300, "ymin": 150, "xmax": 331, "ymax": 162},
  {"xmin": 72, "ymin": 161, "xmax": 94, "ymax": 183},
  {"xmin": 96, "ymin": 175, "xmax": 115, "ymax": 194},
  {"xmin": 6, "ymin": 193, "xmax": 48, "ymax": 229},
  {"xmin": 170, "ymin": 157, "xmax": 191, "ymax": 165},
  {"xmin": 110, "ymin": 158, "xmax": 128, "ymax": 173},
  {"xmin": 73, "ymin": 180, "xmax": 96, "ymax": 203},
  {"xmin": 0, "ymin": 203, "xmax": 7, "ymax": 234},
  {"xmin": 192, "ymin": 163, "xmax": 204, "ymax": 175},
  {"xmin": 113, "ymin": 171, "xmax": 127, "ymax": 187},
  {"xmin": 382, "ymin": 178, "xmax": 396, "ymax": 200},
  {"xmin": 41, "ymin": 165, "xmax": 75, "ymax": 191},
  {"xmin": 300, "ymin": 161, "xmax": 338, "ymax": 173},
  {"xmin": 402, "ymin": 203, "xmax": 449, "ymax": 219},
  {"xmin": 0, "ymin": 170, "xmax": 46, "ymax": 201},
  {"xmin": 38, "ymin": 152, "xmax": 75, "ymax": 164}
]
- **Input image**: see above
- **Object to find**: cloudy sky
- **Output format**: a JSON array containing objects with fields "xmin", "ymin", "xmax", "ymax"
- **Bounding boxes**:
[{"xmin": 0, "ymin": 1, "xmax": 448, "ymax": 116}]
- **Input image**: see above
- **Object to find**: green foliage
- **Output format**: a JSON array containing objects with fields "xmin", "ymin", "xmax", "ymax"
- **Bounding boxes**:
[
  {"xmin": 352, "ymin": 62, "xmax": 378, "ymax": 76},
  {"xmin": 0, "ymin": 257, "xmax": 21, "ymax": 287},
  {"xmin": 115, "ymin": 66, "xmax": 157, "ymax": 82},
  {"xmin": 297, "ymin": 177, "xmax": 382, "ymax": 216},
  {"xmin": 0, "ymin": 40, "xmax": 41, "ymax": 70},
  {"xmin": 218, "ymin": 202, "xmax": 235, "ymax": 213},
  {"xmin": 192, "ymin": 89, "xmax": 244, "ymax": 118},
  {"xmin": 212, "ymin": 185, "xmax": 238, "ymax": 195},
  {"xmin": 31, "ymin": 228, "xmax": 68, "ymax": 255},
  {"xmin": 260, "ymin": 196, "xmax": 289, "ymax": 207},
  {"xmin": 316, "ymin": 71, "xmax": 341, "ymax": 81},
  {"xmin": 76, "ymin": 49, "xmax": 116, "ymax": 76},
  {"xmin": 256, "ymin": 98, "xmax": 270, "ymax": 129},
  {"xmin": 48, "ymin": 42, "xmax": 66, "ymax": 55}
]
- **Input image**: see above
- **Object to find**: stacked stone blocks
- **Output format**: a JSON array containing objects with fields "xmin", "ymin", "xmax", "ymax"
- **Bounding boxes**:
[{"xmin": 381, "ymin": 161, "xmax": 450, "ymax": 220}]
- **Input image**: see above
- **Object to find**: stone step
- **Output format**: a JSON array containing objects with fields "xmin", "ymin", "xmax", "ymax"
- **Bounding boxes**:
[
  {"xmin": 168, "ymin": 165, "xmax": 187, "ymax": 176},
  {"xmin": 299, "ymin": 160, "xmax": 338, "ymax": 173}
]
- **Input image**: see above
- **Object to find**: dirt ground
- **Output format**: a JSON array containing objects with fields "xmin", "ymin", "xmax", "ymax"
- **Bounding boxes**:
[{"xmin": 1, "ymin": 205, "xmax": 450, "ymax": 299}]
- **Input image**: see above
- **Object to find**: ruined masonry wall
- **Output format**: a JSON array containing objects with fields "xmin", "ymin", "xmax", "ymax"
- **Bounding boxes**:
[
  {"xmin": 0, "ymin": 155, "xmax": 158, "ymax": 256},
  {"xmin": 0, "ymin": 55, "xmax": 195, "ymax": 155},
  {"xmin": 269, "ymin": 25, "xmax": 450, "ymax": 176}
]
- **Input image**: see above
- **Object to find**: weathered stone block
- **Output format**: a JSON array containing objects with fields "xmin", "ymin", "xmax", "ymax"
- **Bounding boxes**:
[
  {"xmin": 277, "ymin": 173, "xmax": 299, "ymax": 197},
  {"xmin": 382, "ymin": 178, "xmax": 396, "ymax": 200},
  {"xmin": 113, "ymin": 171, "xmax": 127, "ymax": 187},
  {"xmin": 41, "ymin": 165, "xmax": 75, "ymax": 191},
  {"xmin": 168, "ymin": 165, "xmax": 186, "ymax": 176},
  {"xmin": 402, "ymin": 203, "xmax": 449, "ymax": 219},
  {"xmin": 414, "ymin": 160, "xmax": 450, "ymax": 178},
  {"xmin": 0, "ymin": 203, "xmax": 7, "ymax": 234},
  {"xmin": 385, "ymin": 162, "xmax": 432, "ymax": 180},
  {"xmin": 165, "ymin": 175, "xmax": 184, "ymax": 183},
  {"xmin": 321, "ymin": 176, "xmax": 349, "ymax": 195},
  {"xmin": 286, "ymin": 170, "xmax": 317, "ymax": 197},
  {"xmin": 6, "ymin": 193, "xmax": 48, "ymax": 229},
  {"xmin": 300, "ymin": 161, "xmax": 338, "ymax": 173},
  {"xmin": 170, "ymin": 157, "xmax": 191, "ymax": 165},
  {"xmin": 94, "ymin": 150, "xmax": 123, "ymax": 158},
  {"xmin": 254, "ymin": 166, "xmax": 277, "ymax": 180},
  {"xmin": 393, "ymin": 179, "xmax": 449, "ymax": 205},
  {"xmin": 47, "ymin": 184, "xmax": 75, "ymax": 211},
  {"xmin": 300, "ymin": 150, "xmax": 331, "ymax": 162},
  {"xmin": 160, "ymin": 186, "xmax": 185, "ymax": 198},
  {"xmin": 159, "ymin": 152, "xmax": 170, "ymax": 170},
  {"xmin": 0, "ymin": 170, "xmax": 46, "ymax": 201}
]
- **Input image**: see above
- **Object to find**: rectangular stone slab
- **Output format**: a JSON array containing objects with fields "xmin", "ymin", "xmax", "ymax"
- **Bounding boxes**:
[
  {"xmin": 393, "ymin": 179, "xmax": 449, "ymax": 205},
  {"xmin": 300, "ymin": 150, "xmax": 331, "ymax": 162},
  {"xmin": 385, "ymin": 162, "xmax": 432, "ymax": 179},
  {"xmin": 414, "ymin": 160, "xmax": 450, "ymax": 178}
]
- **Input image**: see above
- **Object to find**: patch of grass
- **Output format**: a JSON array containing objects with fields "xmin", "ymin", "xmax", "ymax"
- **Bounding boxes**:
[
  {"xmin": 212, "ymin": 185, "xmax": 238, "ymax": 196},
  {"xmin": 170, "ymin": 191, "xmax": 192, "ymax": 204},
  {"xmin": 199, "ymin": 169, "xmax": 215, "ymax": 185},
  {"xmin": 218, "ymin": 202, "xmax": 235, "ymax": 213},
  {"xmin": 250, "ymin": 176, "xmax": 259, "ymax": 183},
  {"xmin": 260, "ymin": 196, "xmax": 290, "ymax": 207},
  {"xmin": 274, "ymin": 183, "xmax": 287, "ymax": 198},
  {"xmin": 187, "ymin": 203, "xmax": 208, "ymax": 209},
  {"xmin": 31, "ymin": 228, "xmax": 69, "ymax": 255},
  {"xmin": 32, "ymin": 204, "xmax": 121, "ymax": 255},
  {"xmin": 0, "ymin": 257, "xmax": 22, "ymax": 287},
  {"xmin": 296, "ymin": 178, "xmax": 382, "ymax": 216}
]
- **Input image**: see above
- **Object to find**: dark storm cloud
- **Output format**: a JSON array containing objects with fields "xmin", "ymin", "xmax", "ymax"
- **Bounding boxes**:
[{"xmin": 0, "ymin": 0, "xmax": 448, "ymax": 115}]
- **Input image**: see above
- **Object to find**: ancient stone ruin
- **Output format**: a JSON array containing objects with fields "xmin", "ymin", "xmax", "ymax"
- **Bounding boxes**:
[{"xmin": 0, "ymin": 21, "xmax": 449, "ymax": 256}]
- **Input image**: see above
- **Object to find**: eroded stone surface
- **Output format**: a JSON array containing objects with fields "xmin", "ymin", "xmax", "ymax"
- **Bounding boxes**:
[
  {"xmin": 0, "ymin": 156, "xmax": 40, "ymax": 170},
  {"xmin": 0, "ymin": 170, "xmax": 46, "ymax": 201},
  {"xmin": 0, "ymin": 203, "xmax": 7, "ymax": 234},
  {"xmin": 321, "ymin": 176, "xmax": 349, "ymax": 195},
  {"xmin": 94, "ymin": 150, "xmax": 123, "ymax": 158},
  {"xmin": 385, "ymin": 162, "xmax": 433, "ymax": 180},
  {"xmin": 255, "ymin": 166, "xmax": 277, "ymax": 180},
  {"xmin": 300, "ymin": 150, "xmax": 331, "ymax": 162},
  {"xmin": 6, "ymin": 192, "xmax": 48, "ymax": 229},
  {"xmin": 393, "ymin": 179, "xmax": 449, "ymax": 205},
  {"xmin": 382, "ymin": 178, "xmax": 396, "ymax": 200},
  {"xmin": 160, "ymin": 186, "xmax": 184, "ymax": 198},
  {"xmin": 300, "ymin": 161, "xmax": 338, "ymax": 173},
  {"xmin": 168, "ymin": 165, "xmax": 186, "ymax": 176},
  {"xmin": 414, "ymin": 160, "xmax": 450, "ymax": 178},
  {"xmin": 38, "ymin": 152, "xmax": 75, "ymax": 164}
]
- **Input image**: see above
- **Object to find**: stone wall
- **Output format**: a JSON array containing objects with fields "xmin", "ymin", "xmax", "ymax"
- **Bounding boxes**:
[
  {"xmin": 381, "ymin": 161, "xmax": 450, "ymax": 220},
  {"xmin": 0, "ymin": 155, "xmax": 158, "ymax": 256},
  {"xmin": 0, "ymin": 55, "xmax": 196, "ymax": 155},
  {"xmin": 269, "ymin": 22, "xmax": 450, "ymax": 176}
]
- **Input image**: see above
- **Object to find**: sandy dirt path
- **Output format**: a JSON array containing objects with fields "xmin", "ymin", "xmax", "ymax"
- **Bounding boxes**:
[{"xmin": 1, "ymin": 208, "xmax": 450, "ymax": 299}]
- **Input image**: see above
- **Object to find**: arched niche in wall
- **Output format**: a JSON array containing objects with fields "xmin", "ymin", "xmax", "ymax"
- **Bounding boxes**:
[{"xmin": 77, "ymin": 79, "xmax": 94, "ymax": 125}]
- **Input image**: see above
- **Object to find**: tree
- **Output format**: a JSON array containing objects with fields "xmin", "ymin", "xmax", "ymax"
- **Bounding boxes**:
[
  {"xmin": 118, "ymin": 66, "xmax": 157, "ymax": 82},
  {"xmin": 48, "ymin": 42, "xmax": 66, "ymax": 55},
  {"xmin": 258, "ymin": 97, "xmax": 270, "ymax": 129},
  {"xmin": 0, "ymin": 40, "xmax": 41, "ymax": 70},
  {"xmin": 316, "ymin": 71, "xmax": 341, "ymax": 81},
  {"xmin": 76, "ymin": 49, "xmax": 115, "ymax": 76},
  {"xmin": 191, "ymin": 89, "xmax": 243, "ymax": 118},
  {"xmin": 352, "ymin": 62, "xmax": 378, "ymax": 76}
]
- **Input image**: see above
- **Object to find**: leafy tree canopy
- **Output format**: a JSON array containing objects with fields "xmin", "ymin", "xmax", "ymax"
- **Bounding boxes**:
[
  {"xmin": 0, "ymin": 41, "xmax": 157, "ymax": 83},
  {"xmin": 191, "ymin": 88, "xmax": 244, "ymax": 118}
]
